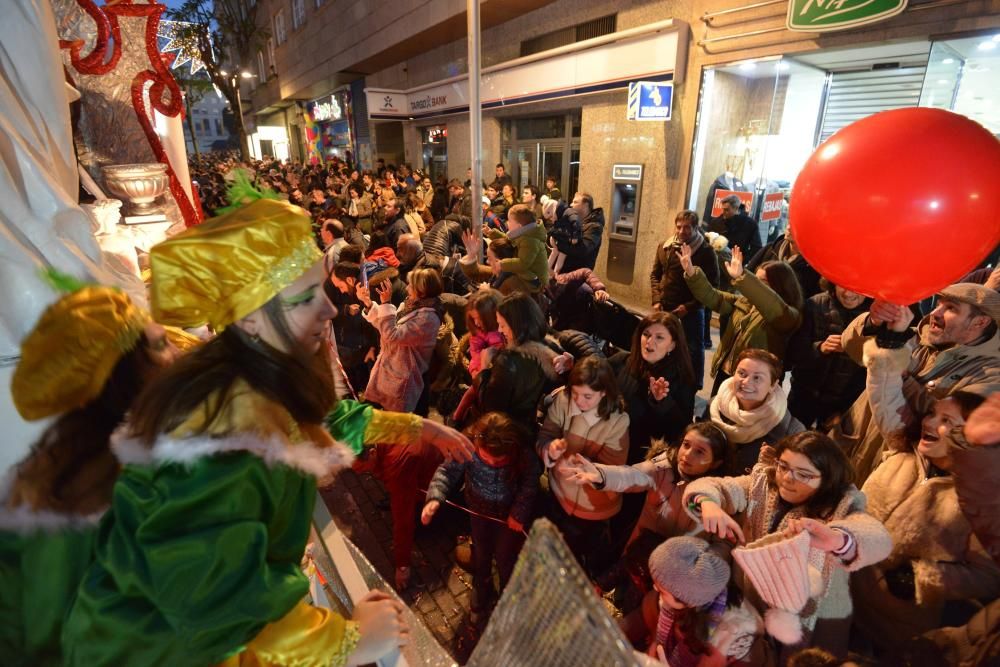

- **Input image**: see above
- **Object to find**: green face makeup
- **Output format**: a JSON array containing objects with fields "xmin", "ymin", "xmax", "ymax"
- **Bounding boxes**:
[{"xmin": 282, "ymin": 287, "xmax": 316, "ymax": 308}]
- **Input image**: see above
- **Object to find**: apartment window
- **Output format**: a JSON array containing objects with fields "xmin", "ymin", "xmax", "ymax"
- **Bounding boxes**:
[
  {"xmin": 267, "ymin": 38, "xmax": 275, "ymax": 68},
  {"xmin": 291, "ymin": 0, "xmax": 305, "ymax": 30},
  {"xmin": 214, "ymin": 119, "xmax": 222, "ymax": 135},
  {"xmin": 274, "ymin": 10, "xmax": 287, "ymax": 45},
  {"xmin": 257, "ymin": 50, "xmax": 266, "ymax": 81},
  {"xmin": 519, "ymin": 15, "xmax": 617, "ymax": 57}
]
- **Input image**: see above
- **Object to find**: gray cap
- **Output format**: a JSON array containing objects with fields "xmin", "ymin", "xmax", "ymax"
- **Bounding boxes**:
[
  {"xmin": 648, "ymin": 536, "xmax": 730, "ymax": 607},
  {"xmin": 937, "ymin": 282, "xmax": 1000, "ymax": 321}
]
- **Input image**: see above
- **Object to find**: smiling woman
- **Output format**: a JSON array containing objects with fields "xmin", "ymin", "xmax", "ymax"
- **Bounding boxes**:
[{"xmin": 708, "ymin": 348, "xmax": 805, "ymax": 476}]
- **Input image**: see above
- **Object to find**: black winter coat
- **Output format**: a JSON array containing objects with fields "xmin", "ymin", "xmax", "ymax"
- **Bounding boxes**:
[
  {"xmin": 424, "ymin": 216, "xmax": 467, "ymax": 258},
  {"xmin": 746, "ymin": 236, "xmax": 822, "ymax": 299},
  {"xmin": 707, "ymin": 213, "xmax": 762, "ymax": 259},
  {"xmin": 786, "ymin": 292, "xmax": 872, "ymax": 409},
  {"xmin": 609, "ymin": 351, "xmax": 695, "ymax": 463},
  {"xmin": 554, "ymin": 208, "xmax": 605, "ymax": 273},
  {"xmin": 650, "ymin": 238, "xmax": 720, "ymax": 311}
]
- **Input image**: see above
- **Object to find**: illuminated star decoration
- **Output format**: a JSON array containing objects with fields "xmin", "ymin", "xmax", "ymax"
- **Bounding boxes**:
[{"xmin": 157, "ymin": 20, "xmax": 207, "ymax": 76}]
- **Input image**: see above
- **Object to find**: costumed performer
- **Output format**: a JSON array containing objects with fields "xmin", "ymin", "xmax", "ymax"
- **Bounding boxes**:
[
  {"xmin": 62, "ymin": 185, "xmax": 473, "ymax": 666},
  {"xmin": 1, "ymin": 281, "xmax": 184, "ymax": 666}
]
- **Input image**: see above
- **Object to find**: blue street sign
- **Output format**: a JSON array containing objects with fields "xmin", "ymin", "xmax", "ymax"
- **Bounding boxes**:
[{"xmin": 627, "ymin": 81, "xmax": 673, "ymax": 121}]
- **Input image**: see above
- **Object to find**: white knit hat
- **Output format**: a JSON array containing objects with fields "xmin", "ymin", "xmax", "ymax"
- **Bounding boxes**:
[{"xmin": 733, "ymin": 529, "xmax": 817, "ymax": 645}]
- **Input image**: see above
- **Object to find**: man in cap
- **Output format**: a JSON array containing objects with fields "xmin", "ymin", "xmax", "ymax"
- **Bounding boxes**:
[{"xmin": 832, "ymin": 282, "xmax": 1000, "ymax": 483}]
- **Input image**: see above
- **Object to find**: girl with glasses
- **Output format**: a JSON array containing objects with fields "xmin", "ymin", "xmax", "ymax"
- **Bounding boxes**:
[{"xmin": 683, "ymin": 431, "xmax": 891, "ymax": 660}]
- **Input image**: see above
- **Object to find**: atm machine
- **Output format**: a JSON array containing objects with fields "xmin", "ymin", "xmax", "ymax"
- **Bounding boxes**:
[{"xmin": 605, "ymin": 164, "xmax": 643, "ymax": 284}]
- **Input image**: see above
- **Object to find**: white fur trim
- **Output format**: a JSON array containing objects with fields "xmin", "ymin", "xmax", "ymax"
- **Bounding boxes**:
[
  {"xmin": 0, "ymin": 471, "xmax": 104, "ymax": 534},
  {"xmin": 764, "ymin": 608, "xmax": 803, "ymax": 645},
  {"xmin": 712, "ymin": 603, "xmax": 763, "ymax": 660},
  {"xmin": 111, "ymin": 428, "xmax": 355, "ymax": 479}
]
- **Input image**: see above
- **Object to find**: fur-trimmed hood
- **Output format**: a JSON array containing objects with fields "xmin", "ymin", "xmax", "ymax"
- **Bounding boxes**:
[
  {"xmin": 111, "ymin": 428, "xmax": 355, "ymax": 480},
  {"xmin": 505, "ymin": 340, "xmax": 562, "ymax": 381}
]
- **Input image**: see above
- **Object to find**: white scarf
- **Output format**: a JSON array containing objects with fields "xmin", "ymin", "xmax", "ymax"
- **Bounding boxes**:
[
  {"xmin": 662, "ymin": 231, "xmax": 705, "ymax": 254},
  {"xmin": 709, "ymin": 378, "xmax": 788, "ymax": 445}
]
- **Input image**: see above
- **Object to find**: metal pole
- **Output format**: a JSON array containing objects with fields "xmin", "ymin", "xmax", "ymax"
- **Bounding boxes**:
[{"xmin": 467, "ymin": 0, "xmax": 483, "ymax": 256}]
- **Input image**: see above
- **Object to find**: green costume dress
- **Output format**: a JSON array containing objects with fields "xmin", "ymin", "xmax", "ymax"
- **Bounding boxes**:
[
  {"xmin": 22, "ymin": 386, "xmax": 418, "ymax": 667},
  {"xmin": 0, "ymin": 509, "xmax": 100, "ymax": 666}
]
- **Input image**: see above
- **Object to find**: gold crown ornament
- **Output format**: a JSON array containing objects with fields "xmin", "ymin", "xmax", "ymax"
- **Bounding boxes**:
[
  {"xmin": 149, "ymin": 184, "xmax": 322, "ymax": 330},
  {"xmin": 12, "ymin": 286, "xmax": 149, "ymax": 421}
]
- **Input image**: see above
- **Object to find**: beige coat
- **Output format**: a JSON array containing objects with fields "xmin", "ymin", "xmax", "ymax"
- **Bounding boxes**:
[
  {"xmin": 537, "ymin": 388, "xmax": 630, "ymax": 521},
  {"xmin": 831, "ymin": 315, "xmax": 1000, "ymax": 485},
  {"xmin": 684, "ymin": 462, "xmax": 892, "ymax": 644},
  {"xmin": 853, "ymin": 345, "xmax": 1000, "ymax": 647}
]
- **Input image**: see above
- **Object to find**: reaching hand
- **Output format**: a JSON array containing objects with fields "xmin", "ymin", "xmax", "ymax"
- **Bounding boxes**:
[
  {"xmin": 355, "ymin": 282, "xmax": 372, "ymax": 308},
  {"xmin": 699, "ymin": 500, "xmax": 745, "ymax": 544},
  {"xmin": 553, "ymin": 352, "xmax": 574, "ymax": 375},
  {"xmin": 678, "ymin": 243, "xmax": 695, "ymax": 277},
  {"xmin": 725, "ymin": 246, "xmax": 745, "ymax": 280},
  {"xmin": 819, "ymin": 334, "xmax": 843, "ymax": 354},
  {"xmin": 957, "ymin": 393, "xmax": 1000, "ymax": 446},
  {"xmin": 461, "ymin": 230, "xmax": 480, "ymax": 260},
  {"xmin": 419, "ymin": 419, "xmax": 474, "ymax": 462},
  {"xmin": 785, "ymin": 517, "xmax": 845, "ymax": 553},
  {"xmin": 547, "ymin": 438, "xmax": 568, "ymax": 462},
  {"xmin": 376, "ymin": 280, "xmax": 392, "ymax": 304},
  {"xmin": 869, "ymin": 301, "xmax": 913, "ymax": 332},
  {"xmin": 594, "ymin": 289, "xmax": 611, "ymax": 303},
  {"xmin": 986, "ymin": 265, "xmax": 1000, "ymax": 291},
  {"xmin": 421, "ymin": 500, "xmax": 440, "ymax": 526},
  {"xmin": 649, "ymin": 376, "xmax": 670, "ymax": 402},
  {"xmin": 347, "ymin": 590, "xmax": 408, "ymax": 666},
  {"xmin": 559, "ymin": 453, "xmax": 602, "ymax": 486}
]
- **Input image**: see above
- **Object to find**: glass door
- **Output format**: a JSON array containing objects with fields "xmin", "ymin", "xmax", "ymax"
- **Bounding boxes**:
[
  {"xmin": 539, "ymin": 144, "xmax": 564, "ymax": 193},
  {"xmin": 515, "ymin": 145, "xmax": 536, "ymax": 193}
]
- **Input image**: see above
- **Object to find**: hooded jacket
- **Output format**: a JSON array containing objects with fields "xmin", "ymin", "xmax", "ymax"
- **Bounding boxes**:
[{"xmin": 554, "ymin": 207, "xmax": 605, "ymax": 273}]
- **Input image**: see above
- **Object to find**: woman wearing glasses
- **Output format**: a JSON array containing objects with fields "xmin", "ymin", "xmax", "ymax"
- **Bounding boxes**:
[
  {"xmin": 683, "ymin": 431, "xmax": 891, "ymax": 660},
  {"xmin": 707, "ymin": 348, "xmax": 804, "ymax": 476}
]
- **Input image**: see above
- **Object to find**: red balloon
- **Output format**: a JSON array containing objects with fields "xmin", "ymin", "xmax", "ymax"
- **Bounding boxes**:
[{"xmin": 790, "ymin": 108, "xmax": 1000, "ymax": 304}]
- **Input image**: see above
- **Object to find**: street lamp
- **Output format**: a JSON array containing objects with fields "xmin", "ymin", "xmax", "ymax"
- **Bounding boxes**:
[{"xmin": 223, "ymin": 68, "xmax": 257, "ymax": 158}]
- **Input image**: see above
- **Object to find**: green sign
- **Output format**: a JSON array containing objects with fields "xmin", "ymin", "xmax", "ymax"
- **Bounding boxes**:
[{"xmin": 787, "ymin": 0, "xmax": 908, "ymax": 32}]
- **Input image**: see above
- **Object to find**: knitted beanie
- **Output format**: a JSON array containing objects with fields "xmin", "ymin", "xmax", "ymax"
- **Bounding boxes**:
[{"xmin": 648, "ymin": 536, "xmax": 731, "ymax": 608}]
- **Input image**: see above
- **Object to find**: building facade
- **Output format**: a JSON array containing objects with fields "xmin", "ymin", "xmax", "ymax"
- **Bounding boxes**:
[
  {"xmin": 183, "ymin": 90, "xmax": 234, "ymax": 155},
  {"xmin": 242, "ymin": 0, "xmax": 1000, "ymax": 307}
]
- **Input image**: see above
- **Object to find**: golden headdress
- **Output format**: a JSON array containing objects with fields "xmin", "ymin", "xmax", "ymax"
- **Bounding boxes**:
[
  {"xmin": 149, "ymin": 179, "xmax": 322, "ymax": 330},
  {"xmin": 12, "ymin": 284, "xmax": 149, "ymax": 421}
]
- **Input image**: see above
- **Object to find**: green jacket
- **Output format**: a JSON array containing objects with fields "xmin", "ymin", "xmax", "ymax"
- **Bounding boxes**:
[
  {"xmin": 493, "ymin": 223, "xmax": 549, "ymax": 287},
  {"xmin": 685, "ymin": 268, "xmax": 801, "ymax": 377}
]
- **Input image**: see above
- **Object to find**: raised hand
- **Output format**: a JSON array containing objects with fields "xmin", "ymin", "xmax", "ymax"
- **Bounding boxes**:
[
  {"xmin": 355, "ymin": 281, "xmax": 372, "ymax": 308},
  {"xmin": 547, "ymin": 438, "xmax": 568, "ymax": 462},
  {"xmin": 869, "ymin": 300, "xmax": 913, "ymax": 332},
  {"xmin": 649, "ymin": 376, "xmax": 670, "ymax": 401},
  {"xmin": 347, "ymin": 590, "xmax": 409, "ymax": 665},
  {"xmin": 725, "ymin": 245, "xmax": 745, "ymax": 280},
  {"xmin": 678, "ymin": 243, "xmax": 695, "ymax": 277},
  {"xmin": 375, "ymin": 280, "xmax": 392, "ymax": 304},
  {"xmin": 819, "ymin": 334, "xmax": 843, "ymax": 354},
  {"xmin": 461, "ymin": 230, "xmax": 480, "ymax": 260}
]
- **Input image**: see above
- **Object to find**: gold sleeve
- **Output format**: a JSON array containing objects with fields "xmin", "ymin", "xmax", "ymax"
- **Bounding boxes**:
[
  {"xmin": 229, "ymin": 600, "xmax": 361, "ymax": 667},
  {"xmin": 365, "ymin": 410, "xmax": 424, "ymax": 446}
]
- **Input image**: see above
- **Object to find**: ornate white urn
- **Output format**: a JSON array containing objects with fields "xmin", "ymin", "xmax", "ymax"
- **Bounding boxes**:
[{"xmin": 101, "ymin": 163, "xmax": 169, "ymax": 214}]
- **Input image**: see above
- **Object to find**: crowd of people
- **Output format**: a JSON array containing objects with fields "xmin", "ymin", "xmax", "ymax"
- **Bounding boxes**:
[{"xmin": 2, "ymin": 150, "xmax": 999, "ymax": 667}]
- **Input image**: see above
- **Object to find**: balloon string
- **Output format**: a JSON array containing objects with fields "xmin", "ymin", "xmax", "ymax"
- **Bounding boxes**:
[{"xmin": 419, "ymin": 488, "xmax": 528, "ymax": 537}]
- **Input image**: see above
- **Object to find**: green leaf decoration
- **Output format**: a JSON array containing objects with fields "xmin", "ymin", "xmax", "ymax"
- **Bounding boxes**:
[
  {"xmin": 40, "ymin": 268, "xmax": 95, "ymax": 294},
  {"xmin": 215, "ymin": 169, "xmax": 280, "ymax": 215}
]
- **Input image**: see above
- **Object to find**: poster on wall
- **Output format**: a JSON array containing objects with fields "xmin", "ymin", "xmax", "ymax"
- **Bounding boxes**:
[
  {"xmin": 787, "ymin": 0, "xmax": 908, "ymax": 32},
  {"xmin": 710, "ymin": 189, "xmax": 754, "ymax": 218},
  {"xmin": 761, "ymin": 192, "xmax": 785, "ymax": 221}
]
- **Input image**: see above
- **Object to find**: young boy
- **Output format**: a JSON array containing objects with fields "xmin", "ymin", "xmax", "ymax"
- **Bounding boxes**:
[{"xmin": 486, "ymin": 204, "xmax": 549, "ymax": 291}]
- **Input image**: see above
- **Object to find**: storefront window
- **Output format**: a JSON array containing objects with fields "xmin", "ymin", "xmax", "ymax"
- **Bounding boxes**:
[
  {"xmin": 421, "ymin": 125, "xmax": 448, "ymax": 184},
  {"xmin": 920, "ymin": 34, "xmax": 1000, "ymax": 135},
  {"xmin": 305, "ymin": 91, "xmax": 353, "ymax": 163},
  {"xmin": 689, "ymin": 57, "xmax": 830, "ymax": 242},
  {"xmin": 501, "ymin": 112, "xmax": 580, "ymax": 201}
]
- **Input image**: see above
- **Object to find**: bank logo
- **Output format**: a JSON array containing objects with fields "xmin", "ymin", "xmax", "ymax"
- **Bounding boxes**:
[
  {"xmin": 383, "ymin": 95, "xmax": 394, "ymax": 109},
  {"xmin": 787, "ymin": 0, "xmax": 908, "ymax": 32}
]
